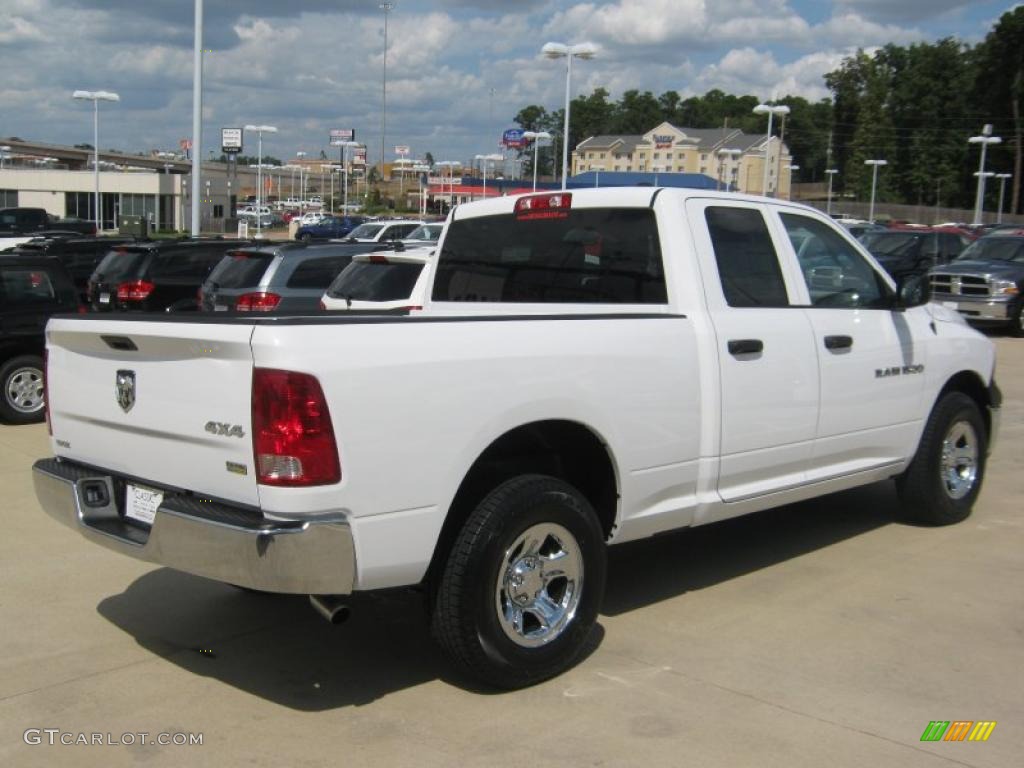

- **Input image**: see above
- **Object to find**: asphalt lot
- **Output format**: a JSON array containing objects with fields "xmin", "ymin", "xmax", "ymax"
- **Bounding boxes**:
[{"xmin": 1, "ymin": 336, "xmax": 1021, "ymax": 768}]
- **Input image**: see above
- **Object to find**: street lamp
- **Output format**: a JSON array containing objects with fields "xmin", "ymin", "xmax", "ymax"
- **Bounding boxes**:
[
  {"xmin": 522, "ymin": 131, "xmax": 552, "ymax": 191},
  {"xmin": 969, "ymin": 125, "xmax": 1002, "ymax": 225},
  {"xmin": 864, "ymin": 159, "xmax": 887, "ymax": 224},
  {"xmin": 436, "ymin": 160, "xmax": 460, "ymax": 211},
  {"xmin": 243, "ymin": 124, "xmax": 278, "ymax": 238},
  {"xmin": 72, "ymin": 90, "xmax": 120, "ymax": 231},
  {"xmin": 785, "ymin": 164, "xmax": 800, "ymax": 201},
  {"xmin": 0, "ymin": 145, "xmax": 10, "ymax": 169},
  {"xmin": 716, "ymin": 148, "xmax": 742, "ymax": 191},
  {"xmin": 752, "ymin": 103, "xmax": 789, "ymax": 197},
  {"xmin": 825, "ymin": 169, "xmax": 838, "ymax": 216},
  {"xmin": 333, "ymin": 140, "xmax": 359, "ymax": 213},
  {"xmin": 541, "ymin": 41, "xmax": 597, "ymax": 190},
  {"xmin": 995, "ymin": 173, "xmax": 1012, "ymax": 223},
  {"xmin": 379, "ymin": 2, "xmax": 394, "ymax": 181},
  {"xmin": 474, "ymin": 154, "xmax": 503, "ymax": 199}
]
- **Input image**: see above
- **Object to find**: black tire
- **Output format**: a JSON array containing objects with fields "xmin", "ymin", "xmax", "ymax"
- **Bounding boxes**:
[
  {"xmin": 0, "ymin": 355, "xmax": 46, "ymax": 424},
  {"xmin": 1009, "ymin": 303, "xmax": 1024, "ymax": 338},
  {"xmin": 432, "ymin": 474, "xmax": 607, "ymax": 689},
  {"xmin": 299, "ymin": 233, "xmax": 312, "ymax": 243},
  {"xmin": 896, "ymin": 392, "xmax": 987, "ymax": 525}
]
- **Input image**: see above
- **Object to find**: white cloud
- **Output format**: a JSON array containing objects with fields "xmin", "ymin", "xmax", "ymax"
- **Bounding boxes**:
[
  {"xmin": 816, "ymin": 13, "xmax": 924, "ymax": 47},
  {"xmin": 690, "ymin": 47, "xmax": 847, "ymax": 101},
  {"xmin": 0, "ymin": 16, "xmax": 49, "ymax": 44}
]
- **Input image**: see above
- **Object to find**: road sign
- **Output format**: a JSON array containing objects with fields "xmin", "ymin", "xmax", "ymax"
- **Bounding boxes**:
[
  {"xmin": 221, "ymin": 127, "xmax": 242, "ymax": 154},
  {"xmin": 329, "ymin": 129, "xmax": 355, "ymax": 145}
]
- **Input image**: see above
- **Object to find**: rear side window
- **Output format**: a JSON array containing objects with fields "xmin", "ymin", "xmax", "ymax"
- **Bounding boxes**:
[
  {"xmin": 328, "ymin": 261, "xmax": 424, "ymax": 301},
  {"xmin": 705, "ymin": 207, "xmax": 789, "ymax": 307},
  {"xmin": 433, "ymin": 208, "xmax": 666, "ymax": 303},
  {"xmin": 208, "ymin": 252, "xmax": 275, "ymax": 289},
  {"xmin": 286, "ymin": 255, "xmax": 353, "ymax": 289},
  {"xmin": 0, "ymin": 267, "xmax": 58, "ymax": 306}
]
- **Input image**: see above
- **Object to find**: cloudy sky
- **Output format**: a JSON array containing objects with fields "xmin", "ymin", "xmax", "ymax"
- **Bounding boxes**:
[{"xmin": 1, "ymin": 0, "xmax": 1016, "ymax": 166}]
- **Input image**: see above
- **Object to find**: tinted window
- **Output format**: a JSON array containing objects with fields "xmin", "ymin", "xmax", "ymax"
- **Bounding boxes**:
[
  {"xmin": 705, "ymin": 207, "xmax": 788, "ymax": 307},
  {"xmin": 955, "ymin": 237, "xmax": 1024, "ymax": 262},
  {"xmin": 1, "ymin": 267, "xmax": 58, "ymax": 306},
  {"xmin": 328, "ymin": 261, "xmax": 423, "ymax": 301},
  {"xmin": 780, "ymin": 213, "xmax": 891, "ymax": 308},
  {"xmin": 349, "ymin": 224, "xmax": 385, "ymax": 239},
  {"xmin": 286, "ymin": 255, "xmax": 353, "ymax": 289},
  {"xmin": 433, "ymin": 208, "xmax": 666, "ymax": 303},
  {"xmin": 868, "ymin": 232, "xmax": 924, "ymax": 257},
  {"xmin": 405, "ymin": 224, "xmax": 442, "ymax": 241},
  {"xmin": 208, "ymin": 251, "xmax": 275, "ymax": 289},
  {"xmin": 92, "ymin": 247, "xmax": 149, "ymax": 282}
]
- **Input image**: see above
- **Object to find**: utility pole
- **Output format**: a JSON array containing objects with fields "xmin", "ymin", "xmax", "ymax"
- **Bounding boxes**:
[{"xmin": 190, "ymin": 0, "xmax": 203, "ymax": 236}]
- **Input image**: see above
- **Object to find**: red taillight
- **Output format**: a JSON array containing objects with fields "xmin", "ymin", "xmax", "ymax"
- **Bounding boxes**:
[
  {"xmin": 77, "ymin": 304, "xmax": 88, "ymax": 314},
  {"xmin": 514, "ymin": 192, "xmax": 572, "ymax": 220},
  {"xmin": 116, "ymin": 280, "xmax": 155, "ymax": 301},
  {"xmin": 43, "ymin": 348, "xmax": 51, "ymax": 435},
  {"xmin": 318, "ymin": 299, "xmax": 326, "ymax": 310},
  {"xmin": 252, "ymin": 368, "xmax": 340, "ymax": 486},
  {"xmin": 236, "ymin": 292, "xmax": 281, "ymax": 312}
]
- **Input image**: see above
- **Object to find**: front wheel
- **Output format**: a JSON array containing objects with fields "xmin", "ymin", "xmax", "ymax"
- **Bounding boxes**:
[
  {"xmin": 0, "ymin": 355, "xmax": 46, "ymax": 424},
  {"xmin": 432, "ymin": 474, "xmax": 607, "ymax": 689},
  {"xmin": 1009, "ymin": 302, "xmax": 1024, "ymax": 338},
  {"xmin": 896, "ymin": 392, "xmax": 987, "ymax": 525}
]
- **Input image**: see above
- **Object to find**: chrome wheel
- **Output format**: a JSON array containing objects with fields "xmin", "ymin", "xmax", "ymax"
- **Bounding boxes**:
[
  {"xmin": 941, "ymin": 420, "xmax": 979, "ymax": 500},
  {"xmin": 5, "ymin": 365, "xmax": 44, "ymax": 415},
  {"xmin": 495, "ymin": 522, "xmax": 583, "ymax": 648}
]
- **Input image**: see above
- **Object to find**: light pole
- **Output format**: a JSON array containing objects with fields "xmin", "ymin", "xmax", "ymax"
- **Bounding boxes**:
[
  {"xmin": 71, "ymin": 90, "xmax": 120, "ymax": 231},
  {"xmin": 334, "ymin": 140, "xmax": 359, "ymax": 213},
  {"xmin": 474, "ymin": 154, "xmax": 502, "ymax": 199},
  {"xmin": 864, "ymin": 159, "xmax": 887, "ymax": 224},
  {"xmin": 969, "ymin": 125, "xmax": 1002, "ymax": 225},
  {"xmin": 785, "ymin": 164, "xmax": 800, "ymax": 201},
  {"xmin": 752, "ymin": 103, "xmax": 789, "ymax": 197},
  {"xmin": 825, "ymin": 169, "xmax": 838, "ymax": 215},
  {"xmin": 717, "ymin": 148, "xmax": 741, "ymax": 191},
  {"xmin": 522, "ymin": 131, "xmax": 552, "ymax": 191},
  {"xmin": 295, "ymin": 151, "xmax": 307, "ymax": 208},
  {"xmin": 379, "ymin": 2, "xmax": 393, "ymax": 181},
  {"xmin": 541, "ymin": 42, "xmax": 597, "ymax": 190},
  {"xmin": 243, "ymin": 125, "xmax": 277, "ymax": 238},
  {"xmin": 436, "ymin": 160, "xmax": 459, "ymax": 211},
  {"xmin": 995, "ymin": 173, "xmax": 1012, "ymax": 223},
  {"xmin": 0, "ymin": 145, "xmax": 9, "ymax": 169}
]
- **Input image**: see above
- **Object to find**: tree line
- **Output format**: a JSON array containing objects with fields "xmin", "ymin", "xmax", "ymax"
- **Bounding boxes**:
[{"xmin": 512, "ymin": 7, "xmax": 1024, "ymax": 214}]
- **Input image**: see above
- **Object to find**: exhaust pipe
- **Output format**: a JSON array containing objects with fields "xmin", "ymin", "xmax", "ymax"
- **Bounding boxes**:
[{"xmin": 309, "ymin": 594, "xmax": 351, "ymax": 625}]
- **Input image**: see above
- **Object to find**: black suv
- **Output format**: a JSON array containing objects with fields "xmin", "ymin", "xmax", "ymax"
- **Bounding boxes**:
[
  {"xmin": 10, "ymin": 235, "xmax": 136, "ymax": 301},
  {"xmin": 0, "ymin": 255, "xmax": 79, "ymax": 423},
  {"xmin": 88, "ymin": 238, "xmax": 251, "ymax": 312},
  {"xmin": 861, "ymin": 228, "xmax": 972, "ymax": 279}
]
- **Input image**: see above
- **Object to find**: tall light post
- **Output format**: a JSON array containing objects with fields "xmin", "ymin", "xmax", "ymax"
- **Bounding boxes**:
[
  {"xmin": 436, "ymin": 160, "xmax": 459, "ymax": 211},
  {"xmin": 864, "ymin": 159, "xmax": 887, "ymax": 224},
  {"xmin": 295, "ymin": 151, "xmax": 307, "ymax": 208},
  {"xmin": 379, "ymin": 2, "xmax": 393, "ymax": 181},
  {"xmin": 334, "ymin": 140, "xmax": 359, "ymax": 213},
  {"xmin": 0, "ymin": 145, "xmax": 10, "ymax": 169},
  {"xmin": 969, "ymin": 125, "xmax": 1002, "ymax": 225},
  {"xmin": 474, "ymin": 154, "xmax": 502, "ymax": 200},
  {"xmin": 717, "ymin": 148, "xmax": 741, "ymax": 191},
  {"xmin": 243, "ymin": 125, "xmax": 277, "ymax": 238},
  {"xmin": 995, "ymin": 173, "xmax": 1012, "ymax": 223},
  {"xmin": 825, "ymin": 168, "xmax": 838, "ymax": 216},
  {"xmin": 752, "ymin": 103, "xmax": 789, "ymax": 197},
  {"xmin": 71, "ymin": 90, "xmax": 120, "ymax": 231},
  {"xmin": 541, "ymin": 42, "xmax": 597, "ymax": 190},
  {"xmin": 522, "ymin": 130, "xmax": 552, "ymax": 191},
  {"xmin": 785, "ymin": 164, "xmax": 800, "ymax": 201},
  {"xmin": 190, "ymin": 0, "xmax": 204, "ymax": 236}
]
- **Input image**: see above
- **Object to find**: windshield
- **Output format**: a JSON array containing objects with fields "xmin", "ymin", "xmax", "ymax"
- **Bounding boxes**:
[
  {"xmin": 348, "ymin": 223, "xmax": 385, "ymax": 239},
  {"xmin": 206, "ymin": 251, "xmax": 274, "ymax": 289},
  {"xmin": 956, "ymin": 237, "xmax": 1024, "ymax": 262},
  {"xmin": 866, "ymin": 232, "xmax": 923, "ymax": 257},
  {"xmin": 327, "ymin": 261, "xmax": 423, "ymax": 301},
  {"xmin": 406, "ymin": 224, "xmax": 442, "ymax": 241}
]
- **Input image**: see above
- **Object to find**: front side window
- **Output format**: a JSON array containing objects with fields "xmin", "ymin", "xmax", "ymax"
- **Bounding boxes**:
[
  {"xmin": 704, "ymin": 206, "xmax": 789, "ymax": 307},
  {"xmin": 434, "ymin": 207, "xmax": 666, "ymax": 304},
  {"xmin": 780, "ymin": 213, "xmax": 891, "ymax": 308}
]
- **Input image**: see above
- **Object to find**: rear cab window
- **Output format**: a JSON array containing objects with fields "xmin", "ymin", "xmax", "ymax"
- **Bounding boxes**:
[{"xmin": 433, "ymin": 206, "xmax": 666, "ymax": 304}]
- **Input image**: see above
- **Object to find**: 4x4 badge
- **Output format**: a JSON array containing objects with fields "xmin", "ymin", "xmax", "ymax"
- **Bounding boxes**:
[{"xmin": 116, "ymin": 370, "xmax": 136, "ymax": 413}]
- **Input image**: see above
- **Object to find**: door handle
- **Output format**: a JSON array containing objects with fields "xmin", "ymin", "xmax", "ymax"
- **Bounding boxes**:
[
  {"xmin": 727, "ymin": 339, "xmax": 763, "ymax": 356},
  {"xmin": 824, "ymin": 335, "xmax": 853, "ymax": 350}
]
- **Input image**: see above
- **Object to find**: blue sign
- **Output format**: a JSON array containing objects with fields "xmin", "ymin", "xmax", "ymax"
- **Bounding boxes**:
[{"xmin": 502, "ymin": 128, "xmax": 525, "ymax": 149}]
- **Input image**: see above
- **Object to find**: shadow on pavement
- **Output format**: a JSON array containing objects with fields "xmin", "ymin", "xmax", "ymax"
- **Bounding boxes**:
[{"xmin": 97, "ymin": 479, "xmax": 899, "ymax": 708}]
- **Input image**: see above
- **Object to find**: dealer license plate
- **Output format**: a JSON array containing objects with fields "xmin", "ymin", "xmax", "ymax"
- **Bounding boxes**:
[
  {"xmin": 125, "ymin": 484, "xmax": 163, "ymax": 525},
  {"xmin": 99, "ymin": 292, "xmax": 110, "ymax": 304}
]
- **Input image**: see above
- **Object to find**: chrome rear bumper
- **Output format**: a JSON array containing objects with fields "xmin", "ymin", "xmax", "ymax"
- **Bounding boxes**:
[{"xmin": 33, "ymin": 458, "xmax": 355, "ymax": 594}]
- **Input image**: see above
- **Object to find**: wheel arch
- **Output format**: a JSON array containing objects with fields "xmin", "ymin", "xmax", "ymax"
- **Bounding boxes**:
[
  {"xmin": 935, "ymin": 370, "xmax": 994, "ymax": 439},
  {"xmin": 424, "ymin": 419, "xmax": 619, "ymax": 590}
]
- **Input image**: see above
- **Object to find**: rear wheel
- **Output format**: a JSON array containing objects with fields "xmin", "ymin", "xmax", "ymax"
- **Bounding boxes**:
[
  {"xmin": 896, "ymin": 392, "xmax": 987, "ymax": 525},
  {"xmin": 299, "ymin": 233, "xmax": 313, "ymax": 243},
  {"xmin": 0, "ymin": 355, "xmax": 45, "ymax": 424},
  {"xmin": 432, "ymin": 474, "xmax": 606, "ymax": 689}
]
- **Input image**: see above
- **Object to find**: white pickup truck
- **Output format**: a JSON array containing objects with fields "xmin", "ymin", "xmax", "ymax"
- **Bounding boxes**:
[{"xmin": 34, "ymin": 188, "xmax": 1000, "ymax": 689}]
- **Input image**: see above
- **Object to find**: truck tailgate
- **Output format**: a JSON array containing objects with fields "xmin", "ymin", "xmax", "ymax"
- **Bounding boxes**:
[{"xmin": 45, "ymin": 318, "xmax": 259, "ymax": 506}]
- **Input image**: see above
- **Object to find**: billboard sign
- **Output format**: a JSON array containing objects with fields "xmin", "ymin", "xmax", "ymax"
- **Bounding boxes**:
[
  {"xmin": 221, "ymin": 127, "xmax": 243, "ymax": 154},
  {"xmin": 352, "ymin": 147, "xmax": 367, "ymax": 165},
  {"xmin": 502, "ymin": 128, "xmax": 525, "ymax": 149},
  {"xmin": 329, "ymin": 129, "xmax": 355, "ymax": 145},
  {"xmin": 394, "ymin": 145, "xmax": 410, "ymax": 156},
  {"xmin": 653, "ymin": 134, "xmax": 674, "ymax": 149}
]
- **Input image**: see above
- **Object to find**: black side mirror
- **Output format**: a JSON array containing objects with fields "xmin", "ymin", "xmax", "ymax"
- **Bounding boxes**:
[{"xmin": 896, "ymin": 273, "xmax": 931, "ymax": 309}]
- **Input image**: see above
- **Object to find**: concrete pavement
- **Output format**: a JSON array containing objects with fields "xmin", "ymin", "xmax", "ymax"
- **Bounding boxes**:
[{"xmin": 1, "ymin": 337, "xmax": 1021, "ymax": 767}]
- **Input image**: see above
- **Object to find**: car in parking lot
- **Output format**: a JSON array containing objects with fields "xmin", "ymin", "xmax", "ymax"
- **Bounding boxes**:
[
  {"xmin": 321, "ymin": 247, "xmax": 433, "ymax": 311},
  {"xmin": 337, "ymin": 219, "xmax": 425, "ymax": 244},
  {"xmin": 862, "ymin": 228, "xmax": 973, "ymax": 279},
  {"xmin": 0, "ymin": 254, "xmax": 80, "ymax": 423},
  {"xmin": 6, "ymin": 235, "xmax": 136, "ymax": 301},
  {"xmin": 294, "ymin": 215, "xmax": 366, "ymax": 242},
  {"xmin": 296, "ymin": 211, "xmax": 329, "ymax": 227},
  {"xmin": 87, "ymin": 238, "xmax": 252, "ymax": 312},
  {"xmin": 400, "ymin": 222, "xmax": 444, "ymax": 246},
  {"xmin": 200, "ymin": 242, "xmax": 364, "ymax": 313}
]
